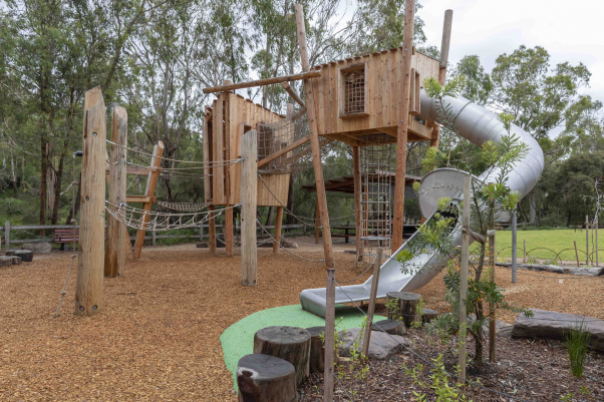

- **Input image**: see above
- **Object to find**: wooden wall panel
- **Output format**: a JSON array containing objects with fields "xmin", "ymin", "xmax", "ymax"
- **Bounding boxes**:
[
  {"xmin": 257, "ymin": 174, "xmax": 290, "ymax": 206},
  {"xmin": 213, "ymin": 95, "xmax": 225, "ymax": 205}
]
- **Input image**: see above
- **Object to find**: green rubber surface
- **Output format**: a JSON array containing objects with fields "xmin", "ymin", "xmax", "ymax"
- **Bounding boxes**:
[{"xmin": 220, "ymin": 304, "xmax": 387, "ymax": 391}]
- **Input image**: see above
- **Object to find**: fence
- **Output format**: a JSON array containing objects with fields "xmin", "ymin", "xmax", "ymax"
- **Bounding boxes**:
[{"xmin": 0, "ymin": 221, "xmax": 305, "ymax": 250}]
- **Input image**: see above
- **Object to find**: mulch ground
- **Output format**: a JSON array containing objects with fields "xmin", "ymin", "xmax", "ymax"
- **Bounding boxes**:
[
  {"xmin": 300, "ymin": 328, "xmax": 604, "ymax": 401},
  {"xmin": 1, "ymin": 239, "xmax": 603, "ymax": 401}
]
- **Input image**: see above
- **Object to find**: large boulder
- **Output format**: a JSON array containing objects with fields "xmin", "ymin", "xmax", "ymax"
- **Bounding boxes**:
[
  {"xmin": 22, "ymin": 242, "xmax": 51, "ymax": 254},
  {"xmin": 338, "ymin": 327, "xmax": 409, "ymax": 360},
  {"xmin": 511, "ymin": 309, "xmax": 604, "ymax": 352}
]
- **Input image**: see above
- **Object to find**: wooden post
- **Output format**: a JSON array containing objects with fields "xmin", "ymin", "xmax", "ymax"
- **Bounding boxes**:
[
  {"xmin": 225, "ymin": 207, "xmax": 234, "ymax": 257},
  {"xmin": 315, "ymin": 197, "xmax": 320, "ymax": 244},
  {"xmin": 133, "ymin": 141, "xmax": 164, "ymax": 259},
  {"xmin": 361, "ymin": 248, "xmax": 382, "ymax": 358},
  {"xmin": 241, "ymin": 129, "xmax": 258, "ymax": 286},
  {"xmin": 459, "ymin": 175, "xmax": 470, "ymax": 380},
  {"xmin": 594, "ymin": 215, "xmax": 600, "ymax": 267},
  {"xmin": 4, "ymin": 221, "xmax": 9, "ymax": 250},
  {"xmin": 273, "ymin": 207, "xmax": 284, "ymax": 254},
  {"xmin": 209, "ymin": 205, "xmax": 216, "ymax": 254},
  {"xmin": 511, "ymin": 208, "xmax": 517, "ymax": 284},
  {"xmin": 429, "ymin": 11, "xmax": 453, "ymax": 150},
  {"xmin": 151, "ymin": 229, "xmax": 156, "ymax": 246},
  {"xmin": 295, "ymin": 4, "xmax": 334, "ymax": 268},
  {"xmin": 353, "ymin": 146, "xmax": 363, "ymax": 263},
  {"xmin": 105, "ymin": 106, "xmax": 128, "ymax": 278},
  {"xmin": 75, "ymin": 86, "xmax": 106, "ymax": 316},
  {"xmin": 392, "ymin": 0, "xmax": 415, "ymax": 252},
  {"xmin": 281, "ymin": 82, "xmax": 306, "ymax": 107},
  {"xmin": 586, "ymin": 215, "xmax": 590, "ymax": 265},
  {"xmin": 488, "ymin": 228, "xmax": 496, "ymax": 362},
  {"xmin": 324, "ymin": 268, "xmax": 335, "ymax": 402},
  {"xmin": 574, "ymin": 241, "xmax": 580, "ymax": 268},
  {"xmin": 523, "ymin": 238, "xmax": 526, "ymax": 263}
]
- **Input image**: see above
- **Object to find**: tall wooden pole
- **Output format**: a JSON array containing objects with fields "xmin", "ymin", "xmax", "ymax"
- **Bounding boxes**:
[
  {"xmin": 586, "ymin": 215, "xmax": 590, "ymax": 265},
  {"xmin": 273, "ymin": 207, "xmax": 284, "ymax": 254},
  {"xmin": 241, "ymin": 130, "xmax": 258, "ymax": 286},
  {"xmin": 133, "ymin": 141, "xmax": 164, "ymax": 259},
  {"xmin": 392, "ymin": 0, "xmax": 415, "ymax": 252},
  {"xmin": 488, "ymin": 227, "xmax": 496, "ymax": 362},
  {"xmin": 459, "ymin": 175, "xmax": 471, "ymax": 380},
  {"xmin": 511, "ymin": 208, "xmax": 517, "ymax": 283},
  {"xmin": 353, "ymin": 146, "xmax": 363, "ymax": 263},
  {"xmin": 105, "ymin": 106, "xmax": 128, "ymax": 278},
  {"xmin": 209, "ymin": 205, "xmax": 216, "ymax": 254},
  {"xmin": 295, "ymin": 4, "xmax": 334, "ymax": 268},
  {"xmin": 596, "ymin": 216, "xmax": 599, "ymax": 266},
  {"xmin": 361, "ymin": 248, "xmax": 382, "ymax": 358},
  {"xmin": 75, "ymin": 86, "xmax": 106, "ymax": 316},
  {"xmin": 430, "ymin": 10, "xmax": 453, "ymax": 149},
  {"xmin": 315, "ymin": 197, "xmax": 320, "ymax": 244},
  {"xmin": 324, "ymin": 268, "xmax": 335, "ymax": 401},
  {"xmin": 225, "ymin": 208, "xmax": 234, "ymax": 257}
]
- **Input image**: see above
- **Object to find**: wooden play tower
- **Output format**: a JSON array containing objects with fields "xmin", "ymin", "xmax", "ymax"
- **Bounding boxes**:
[{"xmin": 203, "ymin": 2, "xmax": 453, "ymax": 272}]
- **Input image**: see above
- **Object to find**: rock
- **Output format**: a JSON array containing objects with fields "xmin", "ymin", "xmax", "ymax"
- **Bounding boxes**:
[
  {"xmin": 22, "ymin": 242, "xmax": 51, "ymax": 254},
  {"xmin": 196, "ymin": 242, "xmax": 208, "ymax": 248},
  {"xmin": 511, "ymin": 309, "xmax": 604, "ymax": 352},
  {"xmin": 338, "ymin": 327, "xmax": 409, "ymax": 360},
  {"xmin": 371, "ymin": 319, "xmax": 406, "ymax": 335},
  {"xmin": 469, "ymin": 314, "xmax": 513, "ymax": 338},
  {"xmin": 281, "ymin": 239, "xmax": 298, "ymax": 249}
]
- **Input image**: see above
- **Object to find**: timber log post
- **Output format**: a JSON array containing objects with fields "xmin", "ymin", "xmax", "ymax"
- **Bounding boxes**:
[
  {"xmin": 387, "ymin": 291, "xmax": 421, "ymax": 328},
  {"xmin": 237, "ymin": 354, "xmax": 297, "ymax": 402},
  {"xmin": 253, "ymin": 326, "xmax": 311, "ymax": 388}
]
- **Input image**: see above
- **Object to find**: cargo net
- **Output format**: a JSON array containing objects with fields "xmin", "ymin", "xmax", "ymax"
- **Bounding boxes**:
[
  {"xmin": 257, "ymin": 108, "xmax": 337, "ymax": 174},
  {"xmin": 344, "ymin": 70, "xmax": 365, "ymax": 115},
  {"xmin": 359, "ymin": 142, "xmax": 396, "ymax": 262}
]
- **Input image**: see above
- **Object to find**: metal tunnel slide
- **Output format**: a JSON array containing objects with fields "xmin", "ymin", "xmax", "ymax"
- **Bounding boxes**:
[{"xmin": 299, "ymin": 91, "xmax": 545, "ymax": 318}]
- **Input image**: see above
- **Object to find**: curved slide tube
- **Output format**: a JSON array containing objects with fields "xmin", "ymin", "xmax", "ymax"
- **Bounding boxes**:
[{"xmin": 299, "ymin": 92, "xmax": 544, "ymax": 318}]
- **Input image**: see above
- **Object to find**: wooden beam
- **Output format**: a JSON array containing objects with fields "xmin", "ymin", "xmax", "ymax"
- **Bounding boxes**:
[
  {"xmin": 225, "ymin": 207, "xmax": 234, "ymax": 257},
  {"xmin": 209, "ymin": 205, "xmax": 216, "ymax": 254},
  {"xmin": 392, "ymin": 0, "xmax": 415, "ymax": 252},
  {"xmin": 353, "ymin": 146, "xmax": 363, "ymax": 263},
  {"xmin": 75, "ymin": 86, "xmax": 106, "ymax": 316},
  {"xmin": 105, "ymin": 106, "xmax": 128, "ymax": 278},
  {"xmin": 203, "ymin": 105, "xmax": 212, "ymax": 202},
  {"xmin": 281, "ymin": 82, "xmax": 305, "ymax": 107},
  {"xmin": 273, "ymin": 207, "xmax": 284, "ymax": 254},
  {"xmin": 296, "ymin": 4, "xmax": 334, "ymax": 267},
  {"xmin": 258, "ymin": 135, "xmax": 311, "ymax": 168},
  {"xmin": 431, "ymin": 10, "xmax": 453, "ymax": 149},
  {"xmin": 203, "ymin": 71, "xmax": 322, "ymax": 94},
  {"xmin": 126, "ymin": 195, "xmax": 156, "ymax": 204},
  {"xmin": 324, "ymin": 269, "xmax": 336, "ymax": 402},
  {"xmin": 273, "ymin": 138, "xmax": 334, "ymax": 169},
  {"xmin": 241, "ymin": 130, "xmax": 258, "ymax": 285},
  {"xmin": 133, "ymin": 142, "xmax": 164, "ymax": 259}
]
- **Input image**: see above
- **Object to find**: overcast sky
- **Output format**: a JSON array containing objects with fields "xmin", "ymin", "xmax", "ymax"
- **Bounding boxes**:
[{"xmin": 417, "ymin": 0, "xmax": 604, "ymax": 103}]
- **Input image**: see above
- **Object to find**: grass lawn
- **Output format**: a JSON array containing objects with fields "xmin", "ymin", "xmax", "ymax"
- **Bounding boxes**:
[{"xmin": 492, "ymin": 228, "xmax": 604, "ymax": 264}]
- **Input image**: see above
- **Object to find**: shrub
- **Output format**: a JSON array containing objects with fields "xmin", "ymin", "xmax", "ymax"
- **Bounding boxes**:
[{"xmin": 564, "ymin": 320, "xmax": 591, "ymax": 378}]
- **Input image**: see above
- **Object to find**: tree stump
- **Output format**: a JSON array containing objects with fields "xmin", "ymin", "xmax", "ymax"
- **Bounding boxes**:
[
  {"xmin": 371, "ymin": 319, "xmax": 406, "ymax": 335},
  {"xmin": 387, "ymin": 292, "xmax": 421, "ymax": 328},
  {"xmin": 305, "ymin": 326, "xmax": 339, "ymax": 374},
  {"xmin": 13, "ymin": 250, "xmax": 33, "ymax": 262},
  {"xmin": 422, "ymin": 309, "xmax": 439, "ymax": 323},
  {"xmin": 0, "ymin": 256, "xmax": 14, "ymax": 267},
  {"xmin": 253, "ymin": 326, "xmax": 311, "ymax": 387},
  {"xmin": 4, "ymin": 249, "xmax": 21, "ymax": 256},
  {"xmin": 237, "ymin": 354, "xmax": 297, "ymax": 402}
]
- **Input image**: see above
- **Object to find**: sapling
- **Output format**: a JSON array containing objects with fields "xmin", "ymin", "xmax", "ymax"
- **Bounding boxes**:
[{"xmin": 399, "ymin": 76, "xmax": 533, "ymax": 364}]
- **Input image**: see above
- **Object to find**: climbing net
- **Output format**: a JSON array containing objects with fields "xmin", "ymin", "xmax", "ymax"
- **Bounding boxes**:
[{"xmin": 104, "ymin": 201, "xmax": 237, "ymax": 232}]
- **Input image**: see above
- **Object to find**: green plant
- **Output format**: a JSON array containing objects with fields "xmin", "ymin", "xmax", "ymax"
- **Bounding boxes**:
[
  {"xmin": 412, "ymin": 297, "xmax": 425, "ymax": 329},
  {"xmin": 404, "ymin": 354, "xmax": 472, "ymax": 402},
  {"xmin": 564, "ymin": 320, "xmax": 591, "ymax": 378},
  {"xmin": 560, "ymin": 393, "xmax": 574, "ymax": 401}
]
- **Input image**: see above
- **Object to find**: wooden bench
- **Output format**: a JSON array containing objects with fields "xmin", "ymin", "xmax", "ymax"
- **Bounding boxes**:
[
  {"xmin": 55, "ymin": 229, "xmax": 80, "ymax": 250},
  {"xmin": 331, "ymin": 226, "xmax": 356, "ymax": 244}
]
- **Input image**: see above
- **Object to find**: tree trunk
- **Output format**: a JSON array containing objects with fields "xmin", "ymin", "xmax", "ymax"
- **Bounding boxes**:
[
  {"xmin": 253, "ymin": 326, "xmax": 311, "ymax": 388},
  {"xmin": 40, "ymin": 136, "xmax": 48, "ymax": 236},
  {"xmin": 237, "ymin": 354, "xmax": 297, "ymax": 402},
  {"xmin": 64, "ymin": 173, "xmax": 82, "ymax": 225}
]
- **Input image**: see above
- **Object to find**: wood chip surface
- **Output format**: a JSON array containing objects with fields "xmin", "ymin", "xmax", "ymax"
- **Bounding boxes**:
[{"xmin": 1, "ymin": 239, "xmax": 602, "ymax": 401}]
